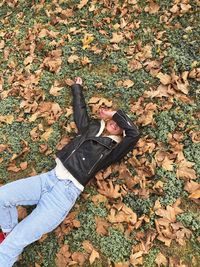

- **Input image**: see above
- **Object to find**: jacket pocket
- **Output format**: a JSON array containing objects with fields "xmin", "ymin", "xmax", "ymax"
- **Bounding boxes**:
[{"xmin": 88, "ymin": 153, "xmax": 104, "ymax": 175}]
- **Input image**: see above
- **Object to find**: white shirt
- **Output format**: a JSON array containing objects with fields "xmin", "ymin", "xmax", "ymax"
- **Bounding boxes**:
[{"xmin": 54, "ymin": 120, "xmax": 122, "ymax": 192}]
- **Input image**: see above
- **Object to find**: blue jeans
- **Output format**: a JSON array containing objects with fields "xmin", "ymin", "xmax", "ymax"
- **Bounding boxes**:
[{"xmin": 0, "ymin": 168, "xmax": 82, "ymax": 267}]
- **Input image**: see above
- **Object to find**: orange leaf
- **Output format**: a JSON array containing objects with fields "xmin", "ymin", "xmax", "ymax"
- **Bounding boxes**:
[{"xmin": 189, "ymin": 189, "xmax": 200, "ymax": 199}]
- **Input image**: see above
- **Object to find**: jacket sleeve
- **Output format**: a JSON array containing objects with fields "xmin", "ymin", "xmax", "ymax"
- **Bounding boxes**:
[
  {"xmin": 99, "ymin": 109, "xmax": 140, "ymax": 170},
  {"xmin": 71, "ymin": 83, "xmax": 90, "ymax": 134}
]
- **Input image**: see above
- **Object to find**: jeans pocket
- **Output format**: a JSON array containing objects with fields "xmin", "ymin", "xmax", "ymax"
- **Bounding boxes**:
[
  {"xmin": 64, "ymin": 184, "xmax": 80, "ymax": 204},
  {"xmin": 42, "ymin": 169, "xmax": 58, "ymax": 194}
]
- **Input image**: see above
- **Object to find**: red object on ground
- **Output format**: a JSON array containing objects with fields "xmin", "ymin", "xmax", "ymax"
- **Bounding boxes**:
[{"xmin": 0, "ymin": 232, "xmax": 6, "ymax": 244}]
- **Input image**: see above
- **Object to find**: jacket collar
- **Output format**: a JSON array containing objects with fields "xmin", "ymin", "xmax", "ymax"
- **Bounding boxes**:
[{"xmin": 95, "ymin": 119, "xmax": 122, "ymax": 143}]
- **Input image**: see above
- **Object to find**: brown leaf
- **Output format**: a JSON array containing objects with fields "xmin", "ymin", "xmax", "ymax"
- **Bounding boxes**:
[
  {"xmin": 81, "ymin": 56, "xmax": 91, "ymax": 65},
  {"xmin": 97, "ymin": 180, "xmax": 123, "ymax": 199},
  {"xmin": 184, "ymin": 180, "xmax": 200, "ymax": 194},
  {"xmin": 89, "ymin": 249, "xmax": 100, "ymax": 265},
  {"xmin": 157, "ymin": 72, "xmax": 171, "ymax": 85},
  {"xmin": 128, "ymin": 59, "xmax": 143, "ymax": 71},
  {"xmin": 65, "ymin": 79, "xmax": 74, "ymax": 86},
  {"xmin": 71, "ymin": 251, "xmax": 86, "ymax": 265},
  {"xmin": 155, "ymin": 252, "xmax": 168, "ymax": 266},
  {"xmin": 123, "ymin": 79, "xmax": 134, "ymax": 88},
  {"xmin": 130, "ymin": 251, "xmax": 144, "ymax": 266},
  {"xmin": 82, "ymin": 240, "xmax": 94, "ymax": 253},
  {"xmin": 56, "ymin": 244, "xmax": 71, "ymax": 267},
  {"xmin": 17, "ymin": 206, "xmax": 27, "ymax": 220},
  {"xmin": 20, "ymin": 161, "xmax": 28, "ymax": 170},
  {"xmin": 0, "ymin": 115, "xmax": 14, "ymax": 124},
  {"xmin": 72, "ymin": 219, "xmax": 81, "ymax": 228},
  {"xmin": 110, "ymin": 32, "xmax": 124, "ymax": 43},
  {"xmin": 155, "ymin": 205, "xmax": 183, "ymax": 223},
  {"xmin": 7, "ymin": 163, "xmax": 21, "ymax": 173},
  {"xmin": 114, "ymin": 261, "xmax": 130, "ymax": 267},
  {"xmin": 95, "ymin": 217, "xmax": 110, "ymax": 235},
  {"xmin": 145, "ymin": 1, "xmax": 160, "ymax": 14},
  {"xmin": 91, "ymin": 194, "xmax": 107, "ymax": 205},
  {"xmin": 189, "ymin": 189, "xmax": 200, "ymax": 199},
  {"xmin": 78, "ymin": 0, "xmax": 89, "ymax": 9},
  {"xmin": 67, "ymin": 54, "xmax": 79, "ymax": 63},
  {"xmin": 0, "ymin": 40, "xmax": 5, "ymax": 49},
  {"xmin": 50, "ymin": 84, "xmax": 63, "ymax": 96},
  {"xmin": 157, "ymin": 234, "xmax": 172, "ymax": 247},
  {"xmin": 176, "ymin": 160, "xmax": 197, "ymax": 180},
  {"xmin": 41, "ymin": 128, "xmax": 53, "ymax": 141}
]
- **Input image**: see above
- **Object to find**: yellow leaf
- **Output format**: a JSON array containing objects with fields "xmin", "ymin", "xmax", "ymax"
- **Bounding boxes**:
[
  {"xmin": 41, "ymin": 128, "xmax": 53, "ymax": 141},
  {"xmin": 82, "ymin": 34, "xmax": 94, "ymax": 49}
]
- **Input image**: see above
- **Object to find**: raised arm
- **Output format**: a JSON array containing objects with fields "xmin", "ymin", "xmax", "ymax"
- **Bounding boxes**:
[
  {"xmin": 98, "ymin": 109, "xmax": 140, "ymax": 170},
  {"xmin": 71, "ymin": 77, "xmax": 89, "ymax": 134}
]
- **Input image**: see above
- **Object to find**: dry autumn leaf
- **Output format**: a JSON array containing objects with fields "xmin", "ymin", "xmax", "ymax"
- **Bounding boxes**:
[
  {"xmin": 157, "ymin": 72, "xmax": 171, "ymax": 85},
  {"xmin": 67, "ymin": 54, "xmax": 79, "ymax": 63},
  {"xmin": 110, "ymin": 32, "xmax": 124, "ymax": 43},
  {"xmin": 78, "ymin": 0, "xmax": 89, "ymax": 9},
  {"xmin": 82, "ymin": 34, "xmax": 94, "ymax": 49},
  {"xmin": 188, "ymin": 189, "xmax": 200, "ymax": 199},
  {"xmin": 89, "ymin": 249, "xmax": 100, "ymax": 265},
  {"xmin": 155, "ymin": 252, "xmax": 168, "ymax": 266}
]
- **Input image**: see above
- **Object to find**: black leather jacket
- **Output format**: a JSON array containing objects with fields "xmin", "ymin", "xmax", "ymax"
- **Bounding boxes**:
[{"xmin": 56, "ymin": 84, "xmax": 140, "ymax": 187}]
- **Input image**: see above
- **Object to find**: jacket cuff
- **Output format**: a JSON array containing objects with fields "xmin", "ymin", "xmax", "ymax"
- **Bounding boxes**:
[
  {"xmin": 71, "ymin": 83, "xmax": 83, "ymax": 91},
  {"xmin": 112, "ymin": 109, "xmax": 140, "ymax": 136}
]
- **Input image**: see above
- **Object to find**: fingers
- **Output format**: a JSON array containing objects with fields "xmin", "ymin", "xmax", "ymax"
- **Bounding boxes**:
[{"xmin": 74, "ymin": 77, "xmax": 82, "ymax": 85}]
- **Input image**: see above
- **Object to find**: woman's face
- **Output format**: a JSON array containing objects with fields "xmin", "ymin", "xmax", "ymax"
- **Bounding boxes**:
[{"xmin": 106, "ymin": 120, "xmax": 123, "ymax": 135}]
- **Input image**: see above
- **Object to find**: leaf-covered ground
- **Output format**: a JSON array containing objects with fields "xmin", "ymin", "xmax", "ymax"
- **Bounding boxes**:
[{"xmin": 0, "ymin": 0, "xmax": 200, "ymax": 266}]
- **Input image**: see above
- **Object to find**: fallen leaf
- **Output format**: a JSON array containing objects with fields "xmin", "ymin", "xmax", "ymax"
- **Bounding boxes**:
[
  {"xmin": 82, "ymin": 34, "xmax": 94, "ymax": 49},
  {"xmin": 78, "ymin": 0, "xmax": 89, "ymax": 9},
  {"xmin": 157, "ymin": 72, "xmax": 171, "ymax": 85},
  {"xmin": 123, "ymin": 79, "xmax": 134, "ymax": 88},
  {"xmin": 110, "ymin": 32, "xmax": 124, "ymax": 43},
  {"xmin": 189, "ymin": 189, "xmax": 200, "ymax": 199},
  {"xmin": 0, "ymin": 115, "xmax": 14, "ymax": 124},
  {"xmin": 67, "ymin": 54, "xmax": 79, "ymax": 63},
  {"xmin": 155, "ymin": 252, "xmax": 168, "ymax": 266},
  {"xmin": 89, "ymin": 249, "xmax": 100, "ymax": 265},
  {"xmin": 41, "ymin": 128, "xmax": 53, "ymax": 141},
  {"xmin": 82, "ymin": 240, "xmax": 94, "ymax": 253}
]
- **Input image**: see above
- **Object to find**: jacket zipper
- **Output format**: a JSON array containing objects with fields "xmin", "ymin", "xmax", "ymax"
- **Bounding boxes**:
[
  {"xmin": 88, "ymin": 153, "xmax": 103, "ymax": 175},
  {"xmin": 63, "ymin": 139, "xmax": 86, "ymax": 163}
]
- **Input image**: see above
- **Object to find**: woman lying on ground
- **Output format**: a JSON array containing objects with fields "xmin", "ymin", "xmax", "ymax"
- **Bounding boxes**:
[{"xmin": 0, "ymin": 77, "xmax": 140, "ymax": 267}]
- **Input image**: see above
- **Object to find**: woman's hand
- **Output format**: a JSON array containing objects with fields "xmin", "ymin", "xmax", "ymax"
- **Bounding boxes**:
[
  {"xmin": 99, "ymin": 108, "xmax": 116, "ymax": 120},
  {"xmin": 74, "ymin": 77, "xmax": 83, "ymax": 85}
]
